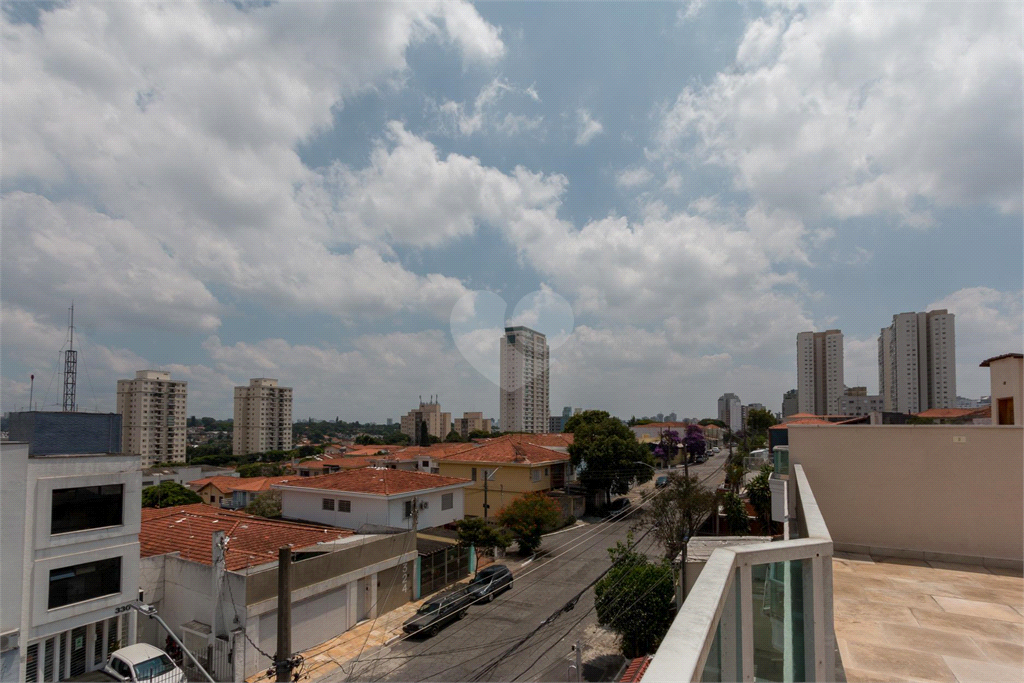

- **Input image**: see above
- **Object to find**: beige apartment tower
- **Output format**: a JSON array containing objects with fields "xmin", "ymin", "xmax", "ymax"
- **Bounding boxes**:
[
  {"xmin": 500, "ymin": 326, "xmax": 550, "ymax": 433},
  {"xmin": 796, "ymin": 329, "xmax": 844, "ymax": 415},
  {"xmin": 233, "ymin": 378, "xmax": 293, "ymax": 455},
  {"xmin": 879, "ymin": 310, "xmax": 956, "ymax": 413},
  {"xmin": 454, "ymin": 412, "xmax": 492, "ymax": 439},
  {"xmin": 400, "ymin": 399, "xmax": 452, "ymax": 442},
  {"xmin": 117, "ymin": 370, "xmax": 187, "ymax": 466}
]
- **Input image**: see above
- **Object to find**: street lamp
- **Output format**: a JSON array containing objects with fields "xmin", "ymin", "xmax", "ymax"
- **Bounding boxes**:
[{"xmin": 129, "ymin": 604, "xmax": 216, "ymax": 683}]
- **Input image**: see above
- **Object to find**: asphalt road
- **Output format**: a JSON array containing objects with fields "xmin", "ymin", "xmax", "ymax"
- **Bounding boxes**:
[{"xmin": 331, "ymin": 452, "xmax": 729, "ymax": 683}]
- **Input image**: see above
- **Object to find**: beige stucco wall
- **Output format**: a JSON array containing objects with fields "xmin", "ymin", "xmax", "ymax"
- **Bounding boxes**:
[
  {"xmin": 989, "ymin": 357, "xmax": 1023, "ymax": 425},
  {"xmin": 788, "ymin": 424, "xmax": 1023, "ymax": 565},
  {"xmin": 436, "ymin": 461, "xmax": 557, "ymax": 517}
]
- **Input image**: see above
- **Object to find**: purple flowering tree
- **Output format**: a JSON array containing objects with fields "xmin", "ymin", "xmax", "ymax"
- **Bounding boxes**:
[
  {"xmin": 683, "ymin": 424, "xmax": 706, "ymax": 476},
  {"xmin": 654, "ymin": 429, "xmax": 680, "ymax": 469}
]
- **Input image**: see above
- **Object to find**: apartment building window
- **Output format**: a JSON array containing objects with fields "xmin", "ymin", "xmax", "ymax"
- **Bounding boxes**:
[
  {"xmin": 51, "ymin": 485, "xmax": 124, "ymax": 534},
  {"xmin": 48, "ymin": 557, "xmax": 122, "ymax": 609},
  {"xmin": 441, "ymin": 493, "xmax": 454, "ymax": 510},
  {"xmin": 531, "ymin": 469, "xmax": 542, "ymax": 482},
  {"xmin": 471, "ymin": 467, "xmax": 477, "ymax": 481},
  {"xmin": 322, "ymin": 498, "xmax": 335, "ymax": 511},
  {"xmin": 338, "ymin": 500, "xmax": 351, "ymax": 513}
]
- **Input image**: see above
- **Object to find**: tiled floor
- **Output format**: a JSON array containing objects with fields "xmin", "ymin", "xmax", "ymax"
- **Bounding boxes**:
[{"xmin": 833, "ymin": 553, "xmax": 1024, "ymax": 683}]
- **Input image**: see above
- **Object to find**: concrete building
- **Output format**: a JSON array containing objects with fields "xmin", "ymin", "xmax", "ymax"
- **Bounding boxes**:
[
  {"xmin": 138, "ymin": 504, "xmax": 416, "ymax": 681},
  {"xmin": 838, "ymin": 386, "xmax": 885, "ymax": 417},
  {"xmin": 117, "ymin": 370, "xmax": 187, "ymax": 466},
  {"xmin": 781, "ymin": 389, "xmax": 799, "ymax": 418},
  {"xmin": 140, "ymin": 464, "xmax": 236, "ymax": 489},
  {"xmin": 878, "ymin": 310, "xmax": 956, "ymax": 413},
  {"xmin": 499, "ymin": 326, "xmax": 550, "ymax": 434},
  {"xmin": 453, "ymin": 412, "xmax": 491, "ymax": 439},
  {"xmin": 796, "ymin": 329, "xmax": 845, "ymax": 415},
  {"xmin": 740, "ymin": 403, "xmax": 766, "ymax": 429},
  {"xmin": 981, "ymin": 352, "xmax": 1023, "ymax": 425},
  {"xmin": 399, "ymin": 399, "xmax": 452, "ymax": 443},
  {"xmin": 8, "ymin": 411, "xmax": 122, "ymax": 456},
  {"xmin": 276, "ymin": 469, "xmax": 471, "ymax": 531},
  {"xmin": 717, "ymin": 393, "xmax": 742, "ymax": 433},
  {"xmin": 233, "ymin": 378, "xmax": 293, "ymax": 456},
  {"xmin": 1, "ymin": 441, "xmax": 142, "ymax": 683}
]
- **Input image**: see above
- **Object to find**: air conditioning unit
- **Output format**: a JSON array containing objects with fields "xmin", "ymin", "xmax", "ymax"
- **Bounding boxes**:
[
  {"xmin": 419, "ymin": 501, "xmax": 429, "ymax": 510},
  {"xmin": 1, "ymin": 631, "xmax": 19, "ymax": 653}
]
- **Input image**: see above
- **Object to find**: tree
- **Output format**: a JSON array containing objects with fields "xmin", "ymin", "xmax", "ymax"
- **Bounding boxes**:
[
  {"xmin": 699, "ymin": 418, "xmax": 727, "ymax": 429},
  {"xmin": 746, "ymin": 409, "xmax": 777, "ymax": 438},
  {"xmin": 455, "ymin": 518, "xmax": 512, "ymax": 563},
  {"xmin": 683, "ymin": 424, "xmax": 706, "ymax": 464},
  {"xmin": 565, "ymin": 410, "xmax": 654, "ymax": 504},
  {"xmin": 496, "ymin": 492, "xmax": 561, "ymax": 555},
  {"xmin": 653, "ymin": 429, "xmax": 679, "ymax": 468},
  {"xmin": 356, "ymin": 434, "xmax": 383, "ymax": 446},
  {"xmin": 746, "ymin": 464, "xmax": 774, "ymax": 532},
  {"xmin": 445, "ymin": 429, "xmax": 466, "ymax": 442},
  {"xmin": 635, "ymin": 474, "xmax": 716, "ymax": 561},
  {"xmin": 383, "ymin": 431, "xmax": 411, "ymax": 445},
  {"xmin": 236, "ymin": 462, "xmax": 285, "ymax": 478},
  {"xmin": 428, "ymin": 434, "xmax": 442, "ymax": 444},
  {"xmin": 418, "ymin": 422, "xmax": 429, "ymax": 447},
  {"xmin": 467, "ymin": 429, "xmax": 492, "ymax": 440},
  {"xmin": 595, "ymin": 537, "xmax": 675, "ymax": 657},
  {"xmin": 141, "ymin": 482, "xmax": 202, "ymax": 508},
  {"xmin": 245, "ymin": 490, "xmax": 282, "ymax": 518},
  {"xmin": 722, "ymin": 491, "xmax": 750, "ymax": 535},
  {"xmin": 725, "ymin": 457, "xmax": 747, "ymax": 494},
  {"xmin": 297, "ymin": 444, "xmax": 319, "ymax": 459}
]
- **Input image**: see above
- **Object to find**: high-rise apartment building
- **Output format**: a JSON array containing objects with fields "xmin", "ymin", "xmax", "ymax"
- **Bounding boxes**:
[
  {"xmin": 454, "ymin": 411, "xmax": 490, "ymax": 439},
  {"xmin": 717, "ymin": 393, "xmax": 742, "ymax": 432},
  {"xmin": 878, "ymin": 310, "xmax": 956, "ymax": 413},
  {"xmin": 781, "ymin": 389, "xmax": 799, "ymax": 418},
  {"xmin": 117, "ymin": 370, "xmax": 187, "ymax": 465},
  {"xmin": 233, "ymin": 378, "xmax": 293, "ymax": 455},
  {"xmin": 400, "ymin": 399, "xmax": 452, "ymax": 442},
  {"xmin": 796, "ymin": 330, "xmax": 845, "ymax": 415},
  {"xmin": 838, "ymin": 386, "xmax": 885, "ymax": 417},
  {"xmin": 500, "ymin": 326, "xmax": 550, "ymax": 434}
]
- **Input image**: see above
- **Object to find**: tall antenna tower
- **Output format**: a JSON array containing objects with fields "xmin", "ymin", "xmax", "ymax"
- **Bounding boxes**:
[{"xmin": 62, "ymin": 304, "xmax": 77, "ymax": 412}]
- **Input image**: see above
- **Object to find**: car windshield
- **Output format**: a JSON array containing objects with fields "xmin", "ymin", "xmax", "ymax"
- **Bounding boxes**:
[
  {"xmin": 417, "ymin": 603, "xmax": 440, "ymax": 615},
  {"xmin": 133, "ymin": 654, "xmax": 176, "ymax": 680},
  {"xmin": 472, "ymin": 573, "xmax": 494, "ymax": 584}
]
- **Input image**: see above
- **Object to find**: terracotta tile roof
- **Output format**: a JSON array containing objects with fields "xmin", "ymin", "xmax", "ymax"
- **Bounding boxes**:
[
  {"xmin": 342, "ymin": 445, "xmax": 395, "ymax": 456},
  {"xmin": 140, "ymin": 504, "xmax": 353, "ymax": 571},
  {"xmin": 275, "ymin": 468, "xmax": 470, "ymax": 496},
  {"xmin": 980, "ymin": 352, "xmax": 1023, "ymax": 367},
  {"xmin": 437, "ymin": 437, "xmax": 570, "ymax": 465},
  {"xmin": 189, "ymin": 475, "xmax": 298, "ymax": 493},
  {"xmin": 771, "ymin": 417, "xmax": 835, "ymax": 428},
  {"xmin": 620, "ymin": 656, "xmax": 651, "ymax": 682},
  {"xmin": 914, "ymin": 407, "xmax": 991, "ymax": 419},
  {"xmin": 397, "ymin": 443, "xmax": 480, "ymax": 457},
  {"xmin": 296, "ymin": 457, "xmax": 376, "ymax": 472}
]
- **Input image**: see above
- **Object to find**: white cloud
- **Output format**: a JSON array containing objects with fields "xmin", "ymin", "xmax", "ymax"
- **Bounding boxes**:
[
  {"xmin": 657, "ymin": 2, "xmax": 1023, "ymax": 222},
  {"xmin": 434, "ymin": 77, "xmax": 543, "ymax": 137},
  {"xmin": 676, "ymin": 0, "xmax": 706, "ymax": 26},
  {"xmin": 615, "ymin": 167, "xmax": 655, "ymax": 188},
  {"xmin": 574, "ymin": 109, "xmax": 604, "ymax": 146}
]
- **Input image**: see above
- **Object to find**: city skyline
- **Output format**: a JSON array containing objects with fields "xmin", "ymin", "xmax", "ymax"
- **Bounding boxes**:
[{"xmin": 1, "ymin": 2, "xmax": 1020, "ymax": 421}]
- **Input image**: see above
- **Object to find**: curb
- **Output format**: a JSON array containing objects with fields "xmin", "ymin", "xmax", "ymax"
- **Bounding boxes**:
[{"xmin": 543, "ymin": 520, "xmax": 588, "ymax": 538}]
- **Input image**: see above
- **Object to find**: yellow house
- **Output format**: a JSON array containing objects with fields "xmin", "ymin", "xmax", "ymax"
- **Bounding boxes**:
[{"xmin": 434, "ymin": 436, "xmax": 572, "ymax": 519}]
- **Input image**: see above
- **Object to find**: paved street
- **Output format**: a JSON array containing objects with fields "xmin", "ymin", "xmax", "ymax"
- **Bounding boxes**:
[{"xmin": 326, "ymin": 452, "xmax": 728, "ymax": 683}]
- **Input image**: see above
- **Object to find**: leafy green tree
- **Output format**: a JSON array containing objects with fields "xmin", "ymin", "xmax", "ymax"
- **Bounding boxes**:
[
  {"xmin": 356, "ymin": 434, "xmax": 383, "ymax": 446},
  {"xmin": 497, "ymin": 492, "xmax": 561, "ymax": 555},
  {"xmin": 445, "ymin": 429, "xmax": 466, "ymax": 442},
  {"xmin": 297, "ymin": 444, "xmax": 319, "ymax": 459},
  {"xmin": 428, "ymin": 434, "xmax": 441, "ymax": 444},
  {"xmin": 595, "ymin": 538, "xmax": 675, "ymax": 657},
  {"xmin": 746, "ymin": 409, "xmax": 777, "ymax": 437},
  {"xmin": 746, "ymin": 464, "xmax": 774, "ymax": 532},
  {"xmin": 636, "ymin": 474, "xmax": 716, "ymax": 561},
  {"xmin": 141, "ymin": 482, "xmax": 202, "ymax": 508},
  {"xmin": 455, "ymin": 518, "xmax": 512, "ymax": 564},
  {"xmin": 565, "ymin": 410, "xmax": 654, "ymax": 503},
  {"xmin": 383, "ymin": 431, "xmax": 411, "ymax": 445},
  {"xmin": 467, "ymin": 429, "xmax": 493, "ymax": 440},
  {"xmin": 722, "ymin": 492, "xmax": 750, "ymax": 535},
  {"xmin": 245, "ymin": 490, "xmax": 282, "ymax": 518},
  {"xmin": 236, "ymin": 462, "xmax": 285, "ymax": 478},
  {"xmin": 699, "ymin": 418, "xmax": 727, "ymax": 429}
]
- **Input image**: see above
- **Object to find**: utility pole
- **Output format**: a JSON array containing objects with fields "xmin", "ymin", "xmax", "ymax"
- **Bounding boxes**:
[
  {"xmin": 483, "ymin": 471, "xmax": 489, "ymax": 520},
  {"xmin": 275, "ymin": 547, "xmax": 292, "ymax": 683}
]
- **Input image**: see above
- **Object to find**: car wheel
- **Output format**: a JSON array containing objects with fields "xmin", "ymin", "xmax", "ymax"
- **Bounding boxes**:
[
  {"xmin": 428, "ymin": 625, "xmax": 440, "ymax": 637},
  {"xmin": 486, "ymin": 592, "xmax": 494, "ymax": 603},
  {"xmin": 457, "ymin": 609, "xmax": 468, "ymax": 619}
]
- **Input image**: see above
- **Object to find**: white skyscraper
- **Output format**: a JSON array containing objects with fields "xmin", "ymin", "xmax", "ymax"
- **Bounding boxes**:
[
  {"xmin": 233, "ymin": 378, "xmax": 293, "ymax": 455},
  {"xmin": 117, "ymin": 370, "xmax": 187, "ymax": 466},
  {"xmin": 878, "ymin": 310, "xmax": 956, "ymax": 413},
  {"xmin": 500, "ymin": 326, "xmax": 550, "ymax": 433},
  {"xmin": 717, "ymin": 393, "xmax": 742, "ymax": 432},
  {"xmin": 796, "ymin": 329, "xmax": 845, "ymax": 415}
]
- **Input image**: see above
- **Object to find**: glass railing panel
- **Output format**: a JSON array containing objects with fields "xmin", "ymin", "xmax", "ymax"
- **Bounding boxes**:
[
  {"xmin": 700, "ymin": 622, "xmax": 722, "ymax": 682},
  {"xmin": 751, "ymin": 559, "xmax": 806, "ymax": 682}
]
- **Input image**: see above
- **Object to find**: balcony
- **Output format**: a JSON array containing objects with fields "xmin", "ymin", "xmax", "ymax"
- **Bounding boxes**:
[{"xmin": 645, "ymin": 424, "xmax": 1023, "ymax": 683}]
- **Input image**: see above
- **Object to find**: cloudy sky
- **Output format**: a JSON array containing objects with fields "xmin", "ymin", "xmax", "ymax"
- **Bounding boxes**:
[{"xmin": 2, "ymin": 0, "xmax": 1021, "ymax": 422}]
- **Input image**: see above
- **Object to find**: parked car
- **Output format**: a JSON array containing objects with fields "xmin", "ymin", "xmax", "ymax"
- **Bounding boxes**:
[
  {"xmin": 103, "ymin": 644, "xmax": 186, "ymax": 683},
  {"xmin": 655, "ymin": 475, "xmax": 669, "ymax": 488},
  {"xmin": 712, "ymin": 447, "xmax": 721, "ymax": 454},
  {"xmin": 403, "ymin": 589, "xmax": 474, "ymax": 637},
  {"xmin": 608, "ymin": 497, "xmax": 632, "ymax": 514},
  {"xmin": 468, "ymin": 564, "xmax": 514, "ymax": 602}
]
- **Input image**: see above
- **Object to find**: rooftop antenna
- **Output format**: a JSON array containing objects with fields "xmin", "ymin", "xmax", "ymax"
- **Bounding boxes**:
[{"xmin": 62, "ymin": 303, "xmax": 77, "ymax": 412}]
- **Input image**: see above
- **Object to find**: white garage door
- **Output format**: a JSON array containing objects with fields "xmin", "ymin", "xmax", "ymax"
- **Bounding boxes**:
[{"xmin": 258, "ymin": 585, "xmax": 349, "ymax": 659}]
